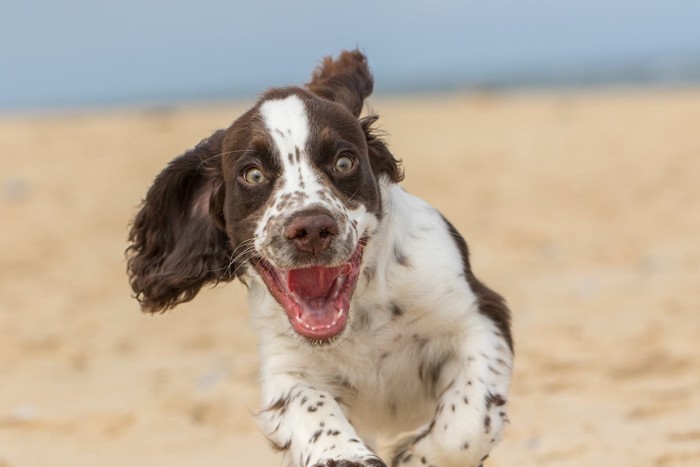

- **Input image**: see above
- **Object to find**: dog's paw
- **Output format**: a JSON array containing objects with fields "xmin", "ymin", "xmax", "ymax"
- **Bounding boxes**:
[
  {"xmin": 391, "ymin": 443, "xmax": 487, "ymax": 467},
  {"xmin": 312, "ymin": 457, "xmax": 387, "ymax": 467}
]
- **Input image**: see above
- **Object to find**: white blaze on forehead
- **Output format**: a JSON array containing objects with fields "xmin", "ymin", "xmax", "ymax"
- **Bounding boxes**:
[
  {"xmin": 255, "ymin": 94, "xmax": 326, "ymax": 252},
  {"xmin": 260, "ymin": 94, "xmax": 309, "ymax": 155},
  {"xmin": 259, "ymin": 93, "xmax": 325, "ymax": 200}
]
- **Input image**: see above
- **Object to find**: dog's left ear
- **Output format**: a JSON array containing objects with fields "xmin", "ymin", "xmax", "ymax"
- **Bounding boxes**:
[{"xmin": 306, "ymin": 50, "xmax": 373, "ymax": 118}]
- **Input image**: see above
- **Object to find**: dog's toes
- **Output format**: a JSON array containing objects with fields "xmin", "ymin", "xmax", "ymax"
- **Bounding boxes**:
[
  {"xmin": 312, "ymin": 458, "xmax": 387, "ymax": 467},
  {"xmin": 362, "ymin": 459, "xmax": 388, "ymax": 467}
]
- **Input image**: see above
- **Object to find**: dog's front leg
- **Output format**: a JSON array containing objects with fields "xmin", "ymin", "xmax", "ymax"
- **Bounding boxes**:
[
  {"xmin": 390, "ymin": 327, "xmax": 513, "ymax": 467},
  {"xmin": 259, "ymin": 375, "xmax": 386, "ymax": 467}
]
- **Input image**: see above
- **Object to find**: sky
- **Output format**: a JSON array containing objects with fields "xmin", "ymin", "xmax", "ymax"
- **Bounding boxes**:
[{"xmin": 1, "ymin": 0, "xmax": 699, "ymax": 110}]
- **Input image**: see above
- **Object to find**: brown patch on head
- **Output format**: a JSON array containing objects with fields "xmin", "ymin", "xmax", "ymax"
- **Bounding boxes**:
[
  {"xmin": 216, "ymin": 107, "xmax": 284, "ymax": 248},
  {"xmin": 299, "ymin": 90, "xmax": 383, "ymax": 216},
  {"xmin": 307, "ymin": 51, "xmax": 403, "ymax": 184}
]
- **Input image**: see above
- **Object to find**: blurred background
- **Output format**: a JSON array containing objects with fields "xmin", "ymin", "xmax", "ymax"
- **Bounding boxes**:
[
  {"xmin": 1, "ymin": 1, "xmax": 699, "ymax": 466},
  {"xmin": 2, "ymin": 0, "xmax": 700, "ymax": 111}
]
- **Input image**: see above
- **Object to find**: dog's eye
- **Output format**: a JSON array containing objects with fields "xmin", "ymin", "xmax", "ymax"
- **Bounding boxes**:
[
  {"xmin": 242, "ymin": 167, "xmax": 266, "ymax": 185},
  {"xmin": 334, "ymin": 155, "xmax": 355, "ymax": 173}
]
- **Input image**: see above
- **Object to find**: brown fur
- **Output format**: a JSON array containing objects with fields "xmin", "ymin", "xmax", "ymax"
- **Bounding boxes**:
[
  {"xmin": 126, "ymin": 130, "xmax": 233, "ymax": 312},
  {"xmin": 306, "ymin": 50, "xmax": 373, "ymax": 118}
]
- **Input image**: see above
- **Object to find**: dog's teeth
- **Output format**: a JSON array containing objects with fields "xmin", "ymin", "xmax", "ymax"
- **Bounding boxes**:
[{"xmin": 336, "ymin": 309, "xmax": 343, "ymax": 317}]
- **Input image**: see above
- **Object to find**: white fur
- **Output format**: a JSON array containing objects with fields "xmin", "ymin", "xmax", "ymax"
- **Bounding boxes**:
[{"xmin": 248, "ymin": 178, "xmax": 513, "ymax": 467}]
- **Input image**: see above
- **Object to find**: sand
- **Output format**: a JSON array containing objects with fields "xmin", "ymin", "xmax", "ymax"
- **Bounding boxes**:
[{"xmin": 1, "ymin": 89, "xmax": 699, "ymax": 466}]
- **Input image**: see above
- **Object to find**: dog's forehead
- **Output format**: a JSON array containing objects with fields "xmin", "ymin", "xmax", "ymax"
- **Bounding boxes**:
[
  {"xmin": 259, "ymin": 94, "xmax": 310, "ymax": 155},
  {"xmin": 255, "ymin": 89, "xmax": 365, "ymax": 154}
]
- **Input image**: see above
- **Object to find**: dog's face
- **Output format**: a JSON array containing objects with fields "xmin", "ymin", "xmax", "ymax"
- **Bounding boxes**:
[
  {"xmin": 220, "ymin": 88, "xmax": 382, "ymax": 340},
  {"xmin": 127, "ymin": 51, "xmax": 402, "ymax": 342}
]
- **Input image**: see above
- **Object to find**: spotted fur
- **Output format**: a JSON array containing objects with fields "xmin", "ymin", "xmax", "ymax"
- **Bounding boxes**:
[{"xmin": 127, "ymin": 50, "xmax": 512, "ymax": 467}]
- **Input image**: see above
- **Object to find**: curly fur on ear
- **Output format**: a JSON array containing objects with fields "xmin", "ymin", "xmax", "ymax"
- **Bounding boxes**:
[
  {"xmin": 306, "ymin": 50, "xmax": 374, "ymax": 118},
  {"xmin": 361, "ymin": 115, "xmax": 404, "ymax": 184},
  {"xmin": 126, "ymin": 130, "xmax": 233, "ymax": 313}
]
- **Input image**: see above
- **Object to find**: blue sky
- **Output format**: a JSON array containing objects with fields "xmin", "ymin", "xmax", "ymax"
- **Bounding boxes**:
[{"xmin": 1, "ymin": 0, "xmax": 699, "ymax": 109}]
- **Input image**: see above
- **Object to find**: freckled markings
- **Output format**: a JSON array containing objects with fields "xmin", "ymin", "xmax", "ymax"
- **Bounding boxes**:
[
  {"xmin": 485, "ymin": 393, "xmax": 506, "ymax": 410},
  {"xmin": 256, "ymin": 95, "xmax": 316, "ymax": 250},
  {"xmin": 310, "ymin": 429, "xmax": 322, "ymax": 443}
]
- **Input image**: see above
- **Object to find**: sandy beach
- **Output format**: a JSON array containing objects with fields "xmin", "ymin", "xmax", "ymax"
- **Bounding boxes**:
[{"xmin": 1, "ymin": 88, "xmax": 699, "ymax": 466}]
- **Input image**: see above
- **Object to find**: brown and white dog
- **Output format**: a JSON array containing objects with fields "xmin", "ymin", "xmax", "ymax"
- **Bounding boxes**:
[{"xmin": 127, "ymin": 50, "xmax": 512, "ymax": 467}]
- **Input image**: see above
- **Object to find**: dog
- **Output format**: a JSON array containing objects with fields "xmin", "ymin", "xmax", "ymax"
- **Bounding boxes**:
[{"xmin": 127, "ymin": 50, "xmax": 512, "ymax": 467}]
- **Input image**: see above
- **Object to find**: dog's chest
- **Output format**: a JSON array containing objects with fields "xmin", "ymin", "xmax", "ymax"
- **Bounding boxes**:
[
  {"xmin": 252, "ymin": 186, "xmax": 476, "ymax": 434},
  {"xmin": 311, "ymin": 305, "xmax": 462, "ymax": 436}
]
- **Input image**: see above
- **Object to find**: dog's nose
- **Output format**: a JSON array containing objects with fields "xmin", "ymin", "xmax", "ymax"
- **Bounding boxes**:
[{"xmin": 285, "ymin": 213, "xmax": 338, "ymax": 254}]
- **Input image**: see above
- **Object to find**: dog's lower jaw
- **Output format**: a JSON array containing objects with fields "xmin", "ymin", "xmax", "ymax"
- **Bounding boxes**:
[{"xmin": 253, "ymin": 238, "xmax": 367, "ymax": 342}]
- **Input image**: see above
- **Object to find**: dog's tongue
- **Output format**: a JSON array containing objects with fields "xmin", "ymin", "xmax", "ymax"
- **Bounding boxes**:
[{"xmin": 288, "ymin": 266, "xmax": 342, "ymax": 299}]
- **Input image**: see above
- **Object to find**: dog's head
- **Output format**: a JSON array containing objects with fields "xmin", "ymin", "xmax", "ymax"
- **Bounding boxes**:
[{"xmin": 127, "ymin": 50, "xmax": 402, "ymax": 342}]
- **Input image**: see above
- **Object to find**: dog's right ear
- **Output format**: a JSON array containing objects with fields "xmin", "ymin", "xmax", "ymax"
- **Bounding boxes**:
[
  {"xmin": 305, "ymin": 49, "xmax": 373, "ymax": 118},
  {"xmin": 126, "ymin": 130, "xmax": 233, "ymax": 313}
]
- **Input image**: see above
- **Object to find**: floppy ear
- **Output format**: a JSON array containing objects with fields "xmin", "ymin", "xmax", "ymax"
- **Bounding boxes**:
[
  {"xmin": 306, "ymin": 49, "xmax": 373, "ymax": 118},
  {"xmin": 126, "ymin": 130, "xmax": 233, "ymax": 313}
]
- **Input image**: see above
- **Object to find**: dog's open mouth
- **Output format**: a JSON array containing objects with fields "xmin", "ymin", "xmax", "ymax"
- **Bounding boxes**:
[{"xmin": 254, "ymin": 240, "xmax": 366, "ymax": 341}]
